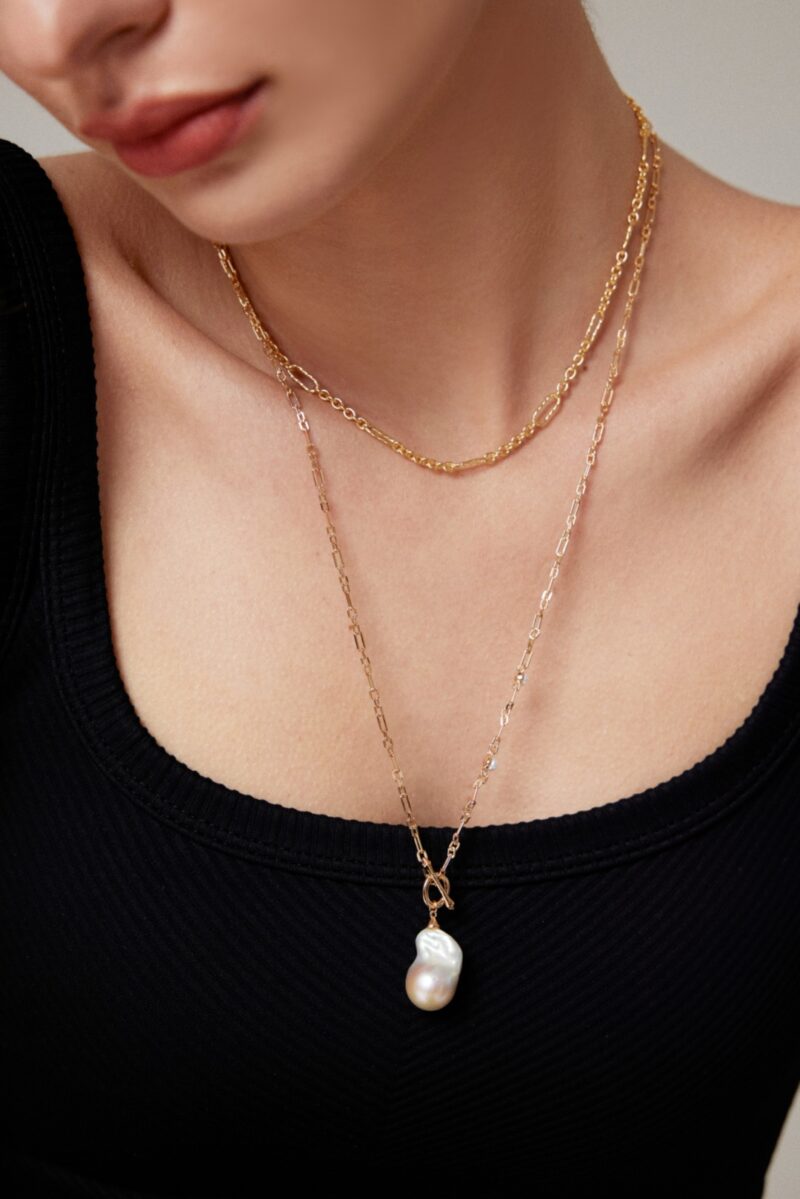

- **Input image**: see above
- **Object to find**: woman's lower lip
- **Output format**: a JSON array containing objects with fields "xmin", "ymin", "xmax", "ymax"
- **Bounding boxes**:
[{"xmin": 111, "ymin": 81, "xmax": 267, "ymax": 178}]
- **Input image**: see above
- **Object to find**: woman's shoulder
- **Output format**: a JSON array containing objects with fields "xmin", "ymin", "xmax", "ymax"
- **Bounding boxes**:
[
  {"xmin": 636, "ymin": 143, "xmax": 800, "ymax": 499},
  {"xmin": 654, "ymin": 142, "xmax": 800, "ymax": 362},
  {"xmin": 35, "ymin": 148, "xmax": 169, "ymax": 276},
  {"xmin": 0, "ymin": 142, "xmax": 165, "ymax": 318}
]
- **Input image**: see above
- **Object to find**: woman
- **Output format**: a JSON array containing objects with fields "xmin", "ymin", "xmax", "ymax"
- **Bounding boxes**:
[{"xmin": 1, "ymin": 0, "xmax": 798, "ymax": 1193}]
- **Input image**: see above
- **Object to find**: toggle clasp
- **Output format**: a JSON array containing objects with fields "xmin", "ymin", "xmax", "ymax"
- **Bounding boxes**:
[{"xmin": 422, "ymin": 867, "xmax": 455, "ymax": 928}]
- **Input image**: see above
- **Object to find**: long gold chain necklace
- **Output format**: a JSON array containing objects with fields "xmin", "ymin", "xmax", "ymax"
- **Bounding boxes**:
[
  {"xmin": 212, "ymin": 98, "xmax": 662, "ymax": 1010},
  {"xmin": 214, "ymin": 94, "xmax": 654, "ymax": 475}
]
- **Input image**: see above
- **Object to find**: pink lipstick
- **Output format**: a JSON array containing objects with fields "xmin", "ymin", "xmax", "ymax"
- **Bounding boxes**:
[{"xmin": 101, "ymin": 79, "xmax": 267, "ymax": 178}]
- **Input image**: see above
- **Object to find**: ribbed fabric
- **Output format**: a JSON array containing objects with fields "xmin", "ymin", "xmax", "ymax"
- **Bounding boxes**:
[{"xmin": 1, "ymin": 135, "xmax": 799, "ymax": 1197}]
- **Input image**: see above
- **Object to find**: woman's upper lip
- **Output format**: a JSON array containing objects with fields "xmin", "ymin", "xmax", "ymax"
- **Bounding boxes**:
[{"xmin": 78, "ymin": 79, "xmax": 264, "ymax": 144}]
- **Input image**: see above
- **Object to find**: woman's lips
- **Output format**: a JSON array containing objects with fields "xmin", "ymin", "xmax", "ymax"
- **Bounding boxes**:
[{"xmin": 111, "ymin": 80, "xmax": 267, "ymax": 177}]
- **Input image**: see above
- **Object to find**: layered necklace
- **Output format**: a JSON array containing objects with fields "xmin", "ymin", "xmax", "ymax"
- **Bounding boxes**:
[{"xmin": 212, "ymin": 94, "xmax": 662, "ymax": 1009}]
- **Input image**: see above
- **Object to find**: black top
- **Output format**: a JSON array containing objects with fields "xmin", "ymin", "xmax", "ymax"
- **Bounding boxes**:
[{"xmin": 1, "ymin": 135, "xmax": 799, "ymax": 1198}]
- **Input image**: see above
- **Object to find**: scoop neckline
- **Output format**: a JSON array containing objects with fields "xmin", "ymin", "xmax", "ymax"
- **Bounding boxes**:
[{"xmin": 8, "ymin": 138, "xmax": 799, "ymax": 885}]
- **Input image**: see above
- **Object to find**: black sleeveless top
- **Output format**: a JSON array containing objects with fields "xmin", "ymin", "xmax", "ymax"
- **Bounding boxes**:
[{"xmin": 1, "ymin": 136, "xmax": 799, "ymax": 1198}]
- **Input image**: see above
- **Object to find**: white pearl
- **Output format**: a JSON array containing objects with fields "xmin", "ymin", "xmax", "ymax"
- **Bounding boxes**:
[{"xmin": 405, "ymin": 927, "xmax": 463, "ymax": 1010}]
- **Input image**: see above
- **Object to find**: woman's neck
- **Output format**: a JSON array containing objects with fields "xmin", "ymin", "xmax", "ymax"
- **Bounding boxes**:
[{"xmin": 221, "ymin": 2, "xmax": 643, "ymax": 457}]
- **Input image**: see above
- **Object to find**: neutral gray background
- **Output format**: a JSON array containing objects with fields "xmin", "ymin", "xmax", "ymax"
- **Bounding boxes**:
[{"xmin": 1, "ymin": 2, "xmax": 798, "ymax": 1193}]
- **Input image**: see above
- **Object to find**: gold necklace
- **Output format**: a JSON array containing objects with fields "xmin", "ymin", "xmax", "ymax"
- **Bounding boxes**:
[
  {"xmin": 213, "ymin": 101, "xmax": 662, "ymax": 1010},
  {"xmin": 214, "ymin": 93, "xmax": 654, "ymax": 475}
]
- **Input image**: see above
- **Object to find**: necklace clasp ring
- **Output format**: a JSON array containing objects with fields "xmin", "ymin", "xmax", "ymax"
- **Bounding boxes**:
[{"xmin": 422, "ymin": 869, "xmax": 455, "ymax": 923}]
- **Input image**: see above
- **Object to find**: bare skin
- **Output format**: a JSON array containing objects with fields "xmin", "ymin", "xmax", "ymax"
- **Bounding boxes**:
[
  {"xmin": 34, "ymin": 140, "xmax": 800, "ymax": 829},
  {"xmin": 3, "ymin": 0, "xmax": 796, "ymax": 828}
]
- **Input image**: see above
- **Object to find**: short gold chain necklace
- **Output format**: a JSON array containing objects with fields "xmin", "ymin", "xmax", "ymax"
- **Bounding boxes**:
[
  {"xmin": 214, "ymin": 94, "xmax": 654, "ymax": 475},
  {"xmin": 213, "ymin": 96, "xmax": 662, "ymax": 1009}
]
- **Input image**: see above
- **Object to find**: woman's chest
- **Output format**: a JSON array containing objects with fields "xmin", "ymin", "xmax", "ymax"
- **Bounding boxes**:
[{"xmin": 89, "ymin": 300, "xmax": 800, "ymax": 830}]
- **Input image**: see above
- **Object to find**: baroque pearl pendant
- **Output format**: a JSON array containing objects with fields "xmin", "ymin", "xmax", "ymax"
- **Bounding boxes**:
[{"xmin": 405, "ymin": 926, "xmax": 463, "ymax": 1010}]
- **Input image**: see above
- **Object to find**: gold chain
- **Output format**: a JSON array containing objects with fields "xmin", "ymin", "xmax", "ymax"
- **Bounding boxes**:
[
  {"xmin": 213, "ymin": 94, "xmax": 653, "ymax": 474},
  {"xmin": 213, "ymin": 100, "xmax": 661, "ymax": 930}
]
